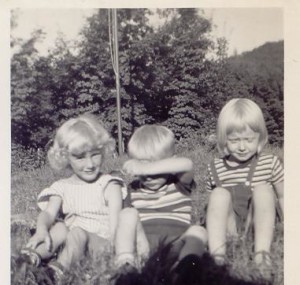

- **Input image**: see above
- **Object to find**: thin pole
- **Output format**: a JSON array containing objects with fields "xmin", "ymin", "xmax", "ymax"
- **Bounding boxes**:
[{"xmin": 112, "ymin": 9, "xmax": 123, "ymax": 155}]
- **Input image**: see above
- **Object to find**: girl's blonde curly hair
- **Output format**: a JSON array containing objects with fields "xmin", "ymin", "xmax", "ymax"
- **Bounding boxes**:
[{"xmin": 47, "ymin": 113, "xmax": 115, "ymax": 171}]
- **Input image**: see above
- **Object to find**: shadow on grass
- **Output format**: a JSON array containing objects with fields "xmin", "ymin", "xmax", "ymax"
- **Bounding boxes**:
[{"xmin": 11, "ymin": 222, "xmax": 278, "ymax": 285}]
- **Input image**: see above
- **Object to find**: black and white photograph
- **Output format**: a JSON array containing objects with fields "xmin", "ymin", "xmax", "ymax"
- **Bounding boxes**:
[{"xmin": 1, "ymin": 0, "xmax": 299, "ymax": 284}]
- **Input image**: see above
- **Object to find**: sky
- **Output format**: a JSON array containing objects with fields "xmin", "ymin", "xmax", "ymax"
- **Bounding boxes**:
[
  {"xmin": 11, "ymin": 8, "xmax": 283, "ymax": 57},
  {"xmin": 204, "ymin": 8, "xmax": 283, "ymax": 55}
]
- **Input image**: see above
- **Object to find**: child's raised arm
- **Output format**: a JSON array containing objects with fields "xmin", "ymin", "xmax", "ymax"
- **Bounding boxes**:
[
  {"xmin": 26, "ymin": 196, "xmax": 62, "ymax": 251},
  {"xmin": 123, "ymin": 157, "xmax": 194, "ymax": 184},
  {"xmin": 123, "ymin": 157, "xmax": 193, "ymax": 176}
]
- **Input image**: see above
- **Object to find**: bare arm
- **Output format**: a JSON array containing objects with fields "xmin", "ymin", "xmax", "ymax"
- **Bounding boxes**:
[
  {"xmin": 26, "ymin": 195, "xmax": 62, "ymax": 250},
  {"xmin": 123, "ymin": 157, "xmax": 194, "ymax": 184},
  {"xmin": 105, "ymin": 183, "xmax": 123, "ymax": 244},
  {"xmin": 274, "ymin": 180, "xmax": 284, "ymax": 218},
  {"xmin": 123, "ymin": 157, "xmax": 194, "ymax": 175}
]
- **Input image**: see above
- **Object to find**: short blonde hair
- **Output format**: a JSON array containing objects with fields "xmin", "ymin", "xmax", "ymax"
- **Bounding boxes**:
[
  {"xmin": 128, "ymin": 124, "xmax": 175, "ymax": 161},
  {"xmin": 48, "ymin": 113, "xmax": 115, "ymax": 170},
  {"xmin": 217, "ymin": 98, "xmax": 268, "ymax": 157}
]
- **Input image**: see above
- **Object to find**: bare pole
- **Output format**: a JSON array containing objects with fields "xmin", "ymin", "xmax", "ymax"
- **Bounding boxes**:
[{"xmin": 112, "ymin": 9, "xmax": 123, "ymax": 155}]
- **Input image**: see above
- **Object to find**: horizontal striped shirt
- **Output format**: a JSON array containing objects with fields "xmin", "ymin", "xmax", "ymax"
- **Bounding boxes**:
[
  {"xmin": 129, "ymin": 176, "xmax": 195, "ymax": 225},
  {"xmin": 206, "ymin": 153, "xmax": 284, "ymax": 191}
]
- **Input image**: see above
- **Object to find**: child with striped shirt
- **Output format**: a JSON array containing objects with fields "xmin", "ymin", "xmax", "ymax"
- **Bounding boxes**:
[
  {"xmin": 114, "ymin": 124, "xmax": 207, "ymax": 273},
  {"xmin": 206, "ymin": 98, "xmax": 284, "ymax": 279},
  {"xmin": 19, "ymin": 114, "xmax": 127, "ymax": 280}
]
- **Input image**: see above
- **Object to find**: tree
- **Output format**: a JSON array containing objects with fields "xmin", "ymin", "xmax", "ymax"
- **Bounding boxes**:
[
  {"xmin": 150, "ymin": 9, "xmax": 215, "ymax": 139},
  {"xmin": 11, "ymin": 29, "xmax": 55, "ymax": 147}
]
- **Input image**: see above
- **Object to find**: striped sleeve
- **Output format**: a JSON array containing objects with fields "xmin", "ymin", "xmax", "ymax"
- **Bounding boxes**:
[
  {"xmin": 205, "ymin": 162, "xmax": 214, "ymax": 192},
  {"xmin": 270, "ymin": 155, "xmax": 284, "ymax": 184}
]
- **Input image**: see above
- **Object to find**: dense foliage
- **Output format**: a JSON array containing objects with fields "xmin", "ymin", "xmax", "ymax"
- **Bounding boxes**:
[{"xmin": 11, "ymin": 8, "xmax": 284, "ymax": 161}]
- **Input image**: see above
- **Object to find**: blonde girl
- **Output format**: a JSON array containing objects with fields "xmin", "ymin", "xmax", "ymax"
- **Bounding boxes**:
[
  {"xmin": 20, "ymin": 113, "xmax": 127, "ymax": 279},
  {"xmin": 206, "ymin": 98, "xmax": 283, "ymax": 279}
]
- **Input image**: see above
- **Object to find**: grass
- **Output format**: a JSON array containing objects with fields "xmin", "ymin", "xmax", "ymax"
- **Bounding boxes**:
[{"xmin": 11, "ymin": 144, "xmax": 284, "ymax": 285}]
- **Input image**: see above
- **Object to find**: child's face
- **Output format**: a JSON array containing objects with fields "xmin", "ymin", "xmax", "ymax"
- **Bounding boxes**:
[
  {"xmin": 139, "ymin": 174, "xmax": 169, "ymax": 191},
  {"xmin": 68, "ymin": 147, "xmax": 103, "ymax": 183},
  {"xmin": 226, "ymin": 125, "xmax": 260, "ymax": 163}
]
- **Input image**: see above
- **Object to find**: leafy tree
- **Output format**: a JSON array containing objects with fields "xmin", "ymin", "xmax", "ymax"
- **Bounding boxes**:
[
  {"xmin": 154, "ymin": 9, "xmax": 216, "ymax": 139},
  {"xmin": 76, "ymin": 9, "xmax": 156, "ymax": 139},
  {"xmin": 11, "ymin": 29, "xmax": 54, "ymax": 147}
]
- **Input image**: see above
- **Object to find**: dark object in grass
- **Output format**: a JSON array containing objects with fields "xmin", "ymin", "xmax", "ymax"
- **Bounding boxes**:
[
  {"xmin": 113, "ymin": 240, "xmax": 271, "ymax": 285},
  {"xmin": 12, "ymin": 255, "xmax": 55, "ymax": 285}
]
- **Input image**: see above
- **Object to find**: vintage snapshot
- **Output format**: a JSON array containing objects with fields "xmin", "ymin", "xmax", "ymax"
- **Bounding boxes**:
[{"xmin": 9, "ymin": 5, "xmax": 286, "ymax": 285}]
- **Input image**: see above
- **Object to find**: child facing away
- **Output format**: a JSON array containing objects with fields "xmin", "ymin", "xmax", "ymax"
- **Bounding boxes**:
[
  {"xmin": 19, "ymin": 114, "xmax": 127, "ymax": 280},
  {"xmin": 206, "ymin": 98, "xmax": 284, "ymax": 278},
  {"xmin": 114, "ymin": 124, "xmax": 207, "ymax": 275}
]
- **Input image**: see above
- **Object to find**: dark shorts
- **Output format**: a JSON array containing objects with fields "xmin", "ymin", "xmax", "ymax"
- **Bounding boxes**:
[
  {"xmin": 227, "ymin": 184, "xmax": 252, "ymax": 232},
  {"xmin": 142, "ymin": 219, "xmax": 189, "ymax": 251},
  {"xmin": 204, "ymin": 185, "xmax": 252, "ymax": 233}
]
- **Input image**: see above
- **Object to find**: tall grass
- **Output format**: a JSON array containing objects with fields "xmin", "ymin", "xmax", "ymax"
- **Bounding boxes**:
[{"xmin": 11, "ymin": 144, "xmax": 283, "ymax": 285}]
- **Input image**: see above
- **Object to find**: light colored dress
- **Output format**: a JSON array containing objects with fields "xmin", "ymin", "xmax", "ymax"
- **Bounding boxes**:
[{"xmin": 37, "ymin": 174, "xmax": 127, "ymax": 239}]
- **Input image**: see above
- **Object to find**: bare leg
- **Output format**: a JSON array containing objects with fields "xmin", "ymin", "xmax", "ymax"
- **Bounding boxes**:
[
  {"xmin": 136, "ymin": 217, "xmax": 150, "ymax": 260},
  {"xmin": 35, "ymin": 222, "xmax": 68, "ymax": 260},
  {"xmin": 115, "ymin": 208, "xmax": 149, "ymax": 266},
  {"xmin": 206, "ymin": 187, "xmax": 234, "ymax": 263},
  {"xmin": 252, "ymin": 184, "xmax": 275, "ymax": 263}
]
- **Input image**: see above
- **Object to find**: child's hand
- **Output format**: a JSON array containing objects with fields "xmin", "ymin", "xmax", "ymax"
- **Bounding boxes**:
[
  {"xmin": 123, "ymin": 159, "xmax": 146, "ymax": 176},
  {"xmin": 26, "ymin": 230, "xmax": 52, "ymax": 252}
]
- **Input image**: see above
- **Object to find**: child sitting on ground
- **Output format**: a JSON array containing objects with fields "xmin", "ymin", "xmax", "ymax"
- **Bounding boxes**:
[
  {"xmin": 19, "ymin": 114, "xmax": 127, "ymax": 281},
  {"xmin": 114, "ymin": 124, "xmax": 207, "ymax": 275},
  {"xmin": 206, "ymin": 98, "xmax": 284, "ymax": 280}
]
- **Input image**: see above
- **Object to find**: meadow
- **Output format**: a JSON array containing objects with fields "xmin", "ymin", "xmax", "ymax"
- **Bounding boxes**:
[{"xmin": 11, "ymin": 144, "xmax": 284, "ymax": 285}]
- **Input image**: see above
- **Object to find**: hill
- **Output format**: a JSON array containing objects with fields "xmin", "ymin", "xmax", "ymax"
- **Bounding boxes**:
[
  {"xmin": 228, "ymin": 41, "xmax": 283, "ymax": 100},
  {"xmin": 219, "ymin": 41, "xmax": 284, "ymax": 146}
]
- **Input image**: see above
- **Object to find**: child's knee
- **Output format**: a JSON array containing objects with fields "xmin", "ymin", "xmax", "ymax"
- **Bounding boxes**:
[
  {"xmin": 253, "ymin": 183, "xmax": 273, "ymax": 194},
  {"xmin": 49, "ymin": 222, "xmax": 69, "ymax": 245},
  {"xmin": 252, "ymin": 184, "xmax": 275, "ymax": 202},
  {"xmin": 65, "ymin": 227, "xmax": 88, "ymax": 248},
  {"xmin": 119, "ymin": 207, "xmax": 139, "ymax": 223},
  {"xmin": 210, "ymin": 187, "xmax": 231, "ymax": 200},
  {"xmin": 208, "ymin": 187, "xmax": 231, "ymax": 210},
  {"xmin": 179, "ymin": 226, "xmax": 207, "ymax": 259},
  {"xmin": 51, "ymin": 222, "xmax": 68, "ymax": 236},
  {"xmin": 184, "ymin": 225, "xmax": 207, "ymax": 243}
]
